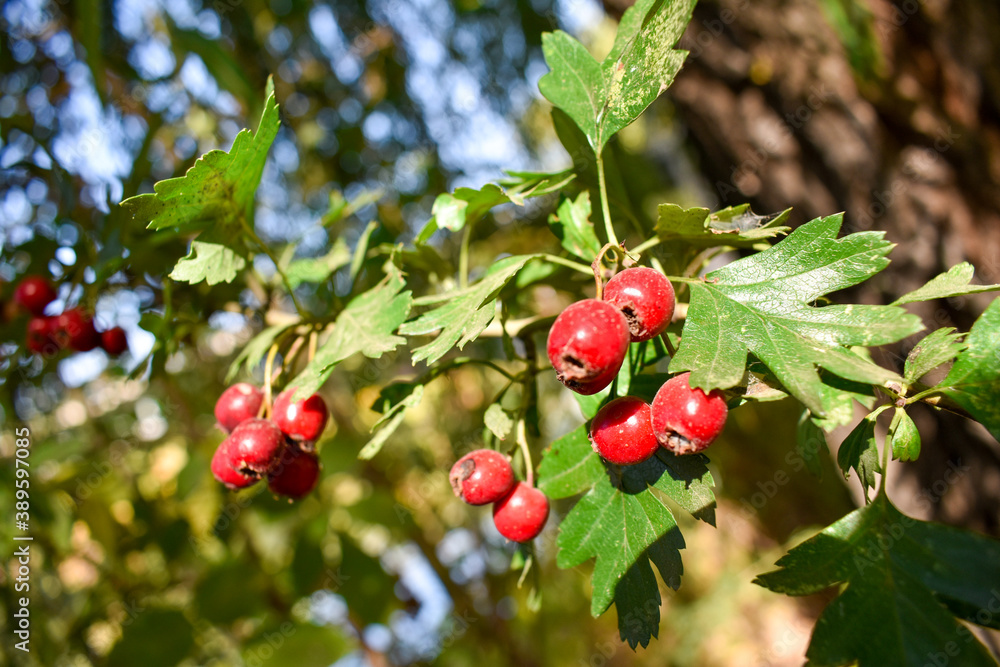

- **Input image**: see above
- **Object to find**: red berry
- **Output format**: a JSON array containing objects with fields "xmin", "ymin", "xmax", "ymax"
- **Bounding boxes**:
[
  {"xmin": 14, "ymin": 276, "xmax": 56, "ymax": 316},
  {"xmin": 651, "ymin": 372, "xmax": 728, "ymax": 455},
  {"xmin": 26, "ymin": 317, "xmax": 60, "ymax": 355},
  {"xmin": 603, "ymin": 267, "xmax": 675, "ymax": 342},
  {"xmin": 214, "ymin": 383, "xmax": 264, "ymax": 433},
  {"xmin": 449, "ymin": 449, "xmax": 516, "ymax": 505},
  {"xmin": 53, "ymin": 308, "xmax": 100, "ymax": 351},
  {"xmin": 101, "ymin": 327, "xmax": 128, "ymax": 356},
  {"xmin": 268, "ymin": 446, "xmax": 321, "ymax": 499},
  {"xmin": 272, "ymin": 389, "xmax": 329, "ymax": 443},
  {"xmin": 211, "ymin": 438, "xmax": 258, "ymax": 490},
  {"xmin": 589, "ymin": 396, "xmax": 659, "ymax": 465},
  {"xmin": 547, "ymin": 299, "xmax": 630, "ymax": 395},
  {"xmin": 226, "ymin": 418, "xmax": 286, "ymax": 474},
  {"xmin": 492, "ymin": 482, "xmax": 550, "ymax": 542}
]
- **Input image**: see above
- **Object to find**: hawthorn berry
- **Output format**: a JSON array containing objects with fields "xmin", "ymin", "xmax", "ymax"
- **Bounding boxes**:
[
  {"xmin": 268, "ymin": 446, "xmax": 321, "ymax": 499},
  {"xmin": 210, "ymin": 438, "xmax": 258, "ymax": 490},
  {"xmin": 547, "ymin": 299, "xmax": 630, "ymax": 395},
  {"xmin": 603, "ymin": 267, "xmax": 675, "ymax": 342},
  {"xmin": 449, "ymin": 449, "xmax": 516, "ymax": 505},
  {"xmin": 101, "ymin": 327, "xmax": 128, "ymax": 356},
  {"xmin": 226, "ymin": 418, "xmax": 286, "ymax": 474},
  {"xmin": 492, "ymin": 482, "xmax": 550, "ymax": 542},
  {"xmin": 589, "ymin": 396, "xmax": 659, "ymax": 466},
  {"xmin": 214, "ymin": 383, "xmax": 264, "ymax": 433},
  {"xmin": 651, "ymin": 372, "xmax": 728, "ymax": 455},
  {"xmin": 14, "ymin": 275, "xmax": 56, "ymax": 316},
  {"xmin": 53, "ymin": 308, "xmax": 100, "ymax": 352},
  {"xmin": 26, "ymin": 317, "xmax": 59, "ymax": 355},
  {"xmin": 272, "ymin": 389, "xmax": 329, "ymax": 443}
]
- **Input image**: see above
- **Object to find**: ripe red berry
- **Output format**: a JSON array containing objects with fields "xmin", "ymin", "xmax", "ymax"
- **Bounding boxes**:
[
  {"xmin": 589, "ymin": 396, "xmax": 659, "ymax": 465},
  {"xmin": 603, "ymin": 267, "xmax": 675, "ymax": 342},
  {"xmin": 651, "ymin": 372, "xmax": 728, "ymax": 455},
  {"xmin": 214, "ymin": 383, "xmax": 264, "ymax": 433},
  {"xmin": 53, "ymin": 308, "xmax": 100, "ymax": 352},
  {"xmin": 492, "ymin": 482, "xmax": 550, "ymax": 542},
  {"xmin": 101, "ymin": 327, "xmax": 128, "ymax": 356},
  {"xmin": 226, "ymin": 418, "xmax": 286, "ymax": 474},
  {"xmin": 210, "ymin": 438, "xmax": 258, "ymax": 490},
  {"xmin": 26, "ymin": 317, "xmax": 60, "ymax": 355},
  {"xmin": 547, "ymin": 299, "xmax": 630, "ymax": 395},
  {"xmin": 272, "ymin": 389, "xmax": 329, "ymax": 443},
  {"xmin": 14, "ymin": 276, "xmax": 56, "ymax": 316},
  {"xmin": 449, "ymin": 449, "xmax": 516, "ymax": 505},
  {"xmin": 268, "ymin": 446, "xmax": 321, "ymax": 500}
]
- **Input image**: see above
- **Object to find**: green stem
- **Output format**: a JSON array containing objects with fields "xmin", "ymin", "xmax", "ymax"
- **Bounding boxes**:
[
  {"xmin": 459, "ymin": 224, "xmax": 472, "ymax": 289},
  {"xmin": 240, "ymin": 218, "xmax": 306, "ymax": 316},
  {"xmin": 632, "ymin": 236, "xmax": 661, "ymax": 255},
  {"xmin": 538, "ymin": 254, "xmax": 594, "ymax": 275},
  {"xmin": 596, "ymin": 152, "xmax": 618, "ymax": 247},
  {"xmin": 516, "ymin": 418, "xmax": 534, "ymax": 487}
]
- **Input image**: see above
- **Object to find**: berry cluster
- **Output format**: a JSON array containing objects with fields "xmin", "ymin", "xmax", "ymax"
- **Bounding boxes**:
[
  {"xmin": 547, "ymin": 267, "xmax": 728, "ymax": 464},
  {"xmin": 210, "ymin": 383, "xmax": 329, "ymax": 500},
  {"xmin": 11, "ymin": 275, "xmax": 127, "ymax": 357},
  {"xmin": 450, "ymin": 450, "xmax": 549, "ymax": 542}
]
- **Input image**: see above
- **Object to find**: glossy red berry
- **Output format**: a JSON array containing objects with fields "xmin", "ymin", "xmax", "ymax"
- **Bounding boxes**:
[
  {"xmin": 603, "ymin": 267, "xmax": 675, "ymax": 342},
  {"xmin": 226, "ymin": 418, "xmax": 286, "ymax": 474},
  {"xmin": 14, "ymin": 276, "xmax": 56, "ymax": 316},
  {"xmin": 101, "ymin": 327, "xmax": 128, "ymax": 356},
  {"xmin": 26, "ymin": 317, "xmax": 60, "ymax": 355},
  {"xmin": 53, "ymin": 308, "xmax": 100, "ymax": 352},
  {"xmin": 492, "ymin": 482, "xmax": 550, "ymax": 542},
  {"xmin": 651, "ymin": 372, "xmax": 728, "ymax": 455},
  {"xmin": 211, "ymin": 438, "xmax": 258, "ymax": 490},
  {"xmin": 214, "ymin": 383, "xmax": 264, "ymax": 433},
  {"xmin": 272, "ymin": 389, "xmax": 329, "ymax": 443},
  {"xmin": 589, "ymin": 396, "xmax": 659, "ymax": 465},
  {"xmin": 547, "ymin": 299, "xmax": 630, "ymax": 395},
  {"xmin": 449, "ymin": 449, "xmax": 516, "ymax": 505},
  {"xmin": 268, "ymin": 446, "xmax": 321, "ymax": 499}
]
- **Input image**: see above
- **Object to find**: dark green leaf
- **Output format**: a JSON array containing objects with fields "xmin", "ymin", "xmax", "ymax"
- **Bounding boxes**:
[
  {"xmin": 888, "ymin": 408, "xmax": 921, "ymax": 461},
  {"xmin": 938, "ymin": 298, "xmax": 1000, "ymax": 441},
  {"xmin": 796, "ymin": 409, "xmax": 826, "ymax": 478},
  {"xmin": 537, "ymin": 425, "xmax": 604, "ymax": 499},
  {"xmin": 837, "ymin": 412, "xmax": 882, "ymax": 497},
  {"xmin": 903, "ymin": 327, "xmax": 966, "ymax": 385},
  {"xmin": 358, "ymin": 385, "xmax": 424, "ymax": 460},
  {"xmin": 892, "ymin": 262, "xmax": 1000, "ymax": 306},
  {"xmin": 108, "ymin": 609, "xmax": 194, "ymax": 667}
]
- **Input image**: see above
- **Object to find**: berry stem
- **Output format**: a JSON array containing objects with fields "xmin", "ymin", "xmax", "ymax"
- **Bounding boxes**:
[
  {"xmin": 308, "ymin": 330, "xmax": 318, "ymax": 363},
  {"xmin": 264, "ymin": 343, "xmax": 279, "ymax": 417},
  {"xmin": 459, "ymin": 224, "xmax": 473, "ymax": 289},
  {"xmin": 538, "ymin": 254, "xmax": 593, "ymax": 275},
  {"xmin": 596, "ymin": 152, "xmax": 618, "ymax": 247},
  {"xmin": 516, "ymin": 418, "xmax": 534, "ymax": 487},
  {"xmin": 632, "ymin": 236, "xmax": 661, "ymax": 255}
]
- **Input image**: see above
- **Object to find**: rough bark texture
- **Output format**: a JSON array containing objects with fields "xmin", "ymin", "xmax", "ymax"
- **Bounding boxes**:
[{"xmin": 614, "ymin": 0, "xmax": 1000, "ymax": 534}]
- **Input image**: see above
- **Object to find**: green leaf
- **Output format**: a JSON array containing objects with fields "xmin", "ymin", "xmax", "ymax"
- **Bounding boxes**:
[
  {"xmin": 359, "ymin": 385, "xmax": 424, "ymax": 460},
  {"xmin": 599, "ymin": 0, "xmax": 695, "ymax": 143},
  {"xmin": 484, "ymin": 403, "xmax": 514, "ymax": 441},
  {"xmin": 670, "ymin": 215, "xmax": 922, "ymax": 416},
  {"xmin": 350, "ymin": 221, "xmax": 379, "ymax": 281},
  {"xmin": 400, "ymin": 255, "xmax": 536, "ymax": 365},
  {"xmin": 892, "ymin": 262, "xmax": 1000, "ymax": 306},
  {"xmin": 169, "ymin": 239, "xmax": 247, "ymax": 285},
  {"xmin": 538, "ymin": 30, "xmax": 605, "ymax": 149},
  {"xmin": 796, "ymin": 409, "xmax": 826, "ymax": 478},
  {"xmin": 108, "ymin": 609, "xmax": 195, "ymax": 667},
  {"xmin": 537, "ymin": 425, "xmax": 605, "ymax": 499},
  {"xmin": 548, "ymin": 192, "xmax": 601, "ymax": 261},
  {"xmin": 227, "ymin": 323, "xmax": 294, "ymax": 382},
  {"xmin": 286, "ymin": 238, "xmax": 351, "ymax": 289},
  {"xmin": 555, "ymin": 451, "xmax": 714, "ymax": 648},
  {"xmin": 888, "ymin": 408, "xmax": 921, "ymax": 461},
  {"xmin": 938, "ymin": 298, "xmax": 1000, "ymax": 441},
  {"xmin": 836, "ymin": 412, "xmax": 882, "ymax": 498},
  {"xmin": 755, "ymin": 495, "xmax": 1000, "ymax": 666},
  {"xmin": 903, "ymin": 327, "xmax": 967, "ymax": 385},
  {"xmin": 286, "ymin": 263, "xmax": 412, "ymax": 399}
]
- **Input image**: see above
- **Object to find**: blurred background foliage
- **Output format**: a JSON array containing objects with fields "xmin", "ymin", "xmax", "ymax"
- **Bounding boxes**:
[{"xmin": 1, "ymin": 0, "xmax": 998, "ymax": 665}]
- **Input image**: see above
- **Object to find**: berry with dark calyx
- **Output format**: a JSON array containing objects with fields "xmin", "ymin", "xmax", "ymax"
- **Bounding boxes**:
[
  {"xmin": 651, "ymin": 372, "xmax": 728, "ymax": 455},
  {"xmin": 214, "ymin": 383, "xmax": 264, "ymax": 433},
  {"xmin": 603, "ymin": 267, "xmax": 675, "ymax": 342},
  {"xmin": 589, "ymin": 396, "xmax": 659, "ymax": 466},
  {"xmin": 14, "ymin": 275, "xmax": 56, "ymax": 316},
  {"xmin": 227, "ymin": 418, "xmax": 286, "ymax": 475},
  {"xmin": 101, "ymin": 327, "xmax": 128, "ymax": 356},
  {"xmin": 547, "ymin": 299, "xmax": 630, "ymax": 395},
  {"xmin": 492, "ymin": 482, "xmax": 550, "ymax": 542},
  {"xmin": 211, "ymin": 438, "xmax": 258, "ymax": 490},
  {"xmin": 268, "ymin": 445, "xmax": 321, "ymax": 500},
  {"xmin": 272, "ymin": 389, "xmax": 330, "ymax": 443},
  {"xmin": 54, "ymin": 308, "xmax": 100, "ymax": 351},
  {"xmin": 26, "ymin": 317, "xmax": 59, "ymax": 355},
  {"xmin": 449, "ymin": 449, "xmax": 515, "ymax": 505}
]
